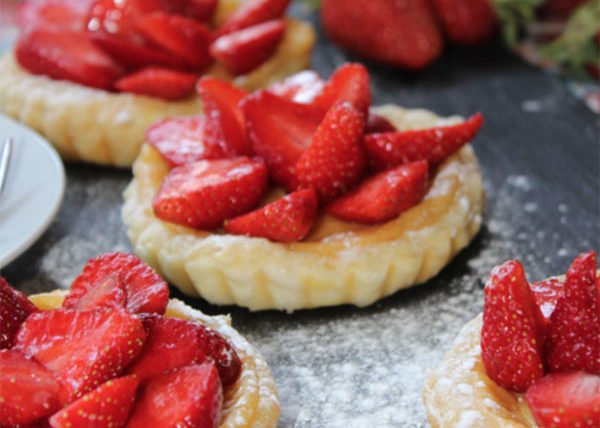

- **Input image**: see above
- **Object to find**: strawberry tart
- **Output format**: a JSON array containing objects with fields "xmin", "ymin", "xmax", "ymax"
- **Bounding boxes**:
[
  {"xmin": 122, "ymin": 63, "xmax": 485, "ymax": 311},
  {"xmin": 0, "ymin": 0, "xmax": 314, "ymax": 167},
  {"xmin": 0, "ymin": 252, "xmax": 279, "ymax": 427},
  {"xmin": 423, "ymin": 251, "xmax": 600, "ymax": 427}
]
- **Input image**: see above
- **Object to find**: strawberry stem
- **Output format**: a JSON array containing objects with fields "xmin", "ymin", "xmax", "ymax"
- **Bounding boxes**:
[{"xmin": 541, "ymin": 0, "xmax": 600, "ymax": 79}]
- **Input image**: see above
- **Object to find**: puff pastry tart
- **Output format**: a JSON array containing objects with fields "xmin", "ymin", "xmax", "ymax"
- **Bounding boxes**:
[
  {"xmin": 0, "ymin": 252, "xmax": 279, "ymax": 427},
  {"xmin": 0, "ymin": 0, "xmax": 314, "ymax": 167},
  {"xmin": 122, "ymin": 64, "xmax": 485, "ymax": 311},
  {"xmin": 423, "ymin": 252, "xmax": 600, "ymax": 428}
]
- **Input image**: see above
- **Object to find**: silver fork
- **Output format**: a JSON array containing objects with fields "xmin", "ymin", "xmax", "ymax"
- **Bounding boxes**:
[{"xmin": 0, "ymin": 138, "xmax": 13, "ymax": 196}]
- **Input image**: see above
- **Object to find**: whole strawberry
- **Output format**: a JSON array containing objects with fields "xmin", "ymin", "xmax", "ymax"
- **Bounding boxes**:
[
  {"xmin": 429, "ymin": 0, "xmax": 498, "ymax": 45},
  {"xmin": 320, "ymin": 0, "xmax": 444, "ymax": 70}
]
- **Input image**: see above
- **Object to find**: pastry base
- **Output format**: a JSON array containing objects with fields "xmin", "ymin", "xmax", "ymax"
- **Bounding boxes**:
[
  {"xmin": 0, "ymin": 13, "xmax": 315, "ymax": 167},
  {"xmin": 30, "ymin": 290, "xmax": 280, "ymax": 428},
  {"xmin": 422, "ymin": 315, "xmax": 537, "ymax": 428},
  {"xmin": 122, "ymin": 105, "xmax": 485, "ymax": 311}
]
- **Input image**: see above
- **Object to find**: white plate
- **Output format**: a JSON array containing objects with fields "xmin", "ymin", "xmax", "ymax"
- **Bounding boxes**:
[{"xmin": 0, "ymin": 114, "xmax": 65, "ymax": 268}]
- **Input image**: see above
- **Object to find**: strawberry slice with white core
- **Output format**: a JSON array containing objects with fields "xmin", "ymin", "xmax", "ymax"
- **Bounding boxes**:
[
  {"xmin": 153, "ymin": 157, "xmax": 268, "ymax": 229},
  {"xmin": 14, "ymin": 308, "xmax": 146, "ymax": 402},
  {"xmin": 525, "ymin": 371, "xmax": 600, "ymax": 428}
]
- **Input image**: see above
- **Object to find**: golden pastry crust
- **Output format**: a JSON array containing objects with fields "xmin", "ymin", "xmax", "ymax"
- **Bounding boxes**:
[
  {"xmin": 422, "ymin": 271, "xmax": 582, "ymax": 428},
  {"xmin": 422, "ymin": 315, "xmax": 537, "ymax": 428},
  {"xmin": 122, "ymin": 105, "xmax": 485, "ymax": 311},
  {"xmin": 0, "ymin": 13, "xmax": 315, "ymax": 167},
  {"xmin": 29, "ymin": 290, "xmax": 280, "ymax": 428}
]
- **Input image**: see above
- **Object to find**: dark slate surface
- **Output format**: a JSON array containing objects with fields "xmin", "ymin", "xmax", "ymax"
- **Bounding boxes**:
[{"xmin": 3, "ymin": 9, "xmax": 599, "ymax": 428}]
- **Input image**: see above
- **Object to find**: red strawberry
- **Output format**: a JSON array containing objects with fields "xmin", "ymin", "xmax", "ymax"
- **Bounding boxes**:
[
  {"xmin": 64, "ymin": 252, "xmax": 169, "ymax": 315},
  {"xmin": 86, "ymin": 0, "xmax": 161, "ymax": 40},
  {"xmin": 136, "ymin": 12, "xmax": 212, "ymax": 70},
  {"xmin": 267, "ymin": 70, "xmax": 325, "ymax": 104},
  {"xmin": 195, "ymin": 323, "xmax": 242, "ymax": 388},
  {"xmin": 0, "ymin": 349, "xmax": 61, "ymax": 425},
  {"xmin": 197, "ymin": 77, "xmax": 251, "ymax": 156},
  {"xmin": 152, "ymin": 157, "xmax": 268, "ymax": 229},
  {"xmin": 530, "ymin": 277, "xmax": 564, "ymax": 326},
  {"xmin": 364, "ymin": 113, "xmax": 484, "ymax": 170},
  {"xmin": 294, "ymin": 102, "xmax": 367, "ymax": 202},
  {"xmin": 89, "ymin": 32, "xmax": 185, "ymax": 70},
  {"xmin": 131, "ymin": 314, "xmax": 242, "ymax": 387},
  {"xmin": 115, "ymin": 67, "xmax": 197, "ymax": 100},
  {"xmin": 126, "ymin": 363, "xmax": 222, "ymax": 428},
  {"xmin": 312, "ymin": 63, "xmax": 371, "ymax": 118},
  {"xmin": 216, "ymin": 0, "xmax": 290, "ymax": 36},
  {"xmin": 320, "ymin": 0, "xmax": 443, "ymax": 70},
  {"xmin": 48, "ymin": 376, "xmax": 138, "ymax": 428},
  {"xmin": 430, "ymin": 0, "xmax": 498, "ymax": 45},
  {"xmin": 526, "ymin": 371, "xmax": 600, "ymax": 428},
  {"xmin": 159, "ymin": 0, "xmax": 217, "ymax": 22},
  {"xmin": 146, "ymin": 116, "xmax": 226, "ymax": 168},
  {"xmin": 225, "ymin": 188, "xmax": 318, "ymax": 242},
  {"xmin": 210, "ymin": 20, "xmax": 286, "ymax": 75},
  {"xmin": 66, "ymin": 273, "xmax": 126, "ymax": 311},
  {"xmin": 18, "ymin": 0, "xmax": 93, "ymax": 34},
  {"xmin": 480, "ymin": 260, "xmax": 546, "ymax": 392},
  {"xmin": 540, "ymin": 0, "xmax": 588, "ymax": 18},
  {"xmin": 15, "ymin": 30, "xmax": 122, "ymax": 90},
  {"xmin": 0, "ymin": 276, "xmax": 37, "ymax": 349},
  {"xmin": 241, "ymin": 90, "xmax": 322, "ymax": 189},
  {"xmin": 127, "ymin": 315, "xmax": 204, "ymax": 382},
  {"xmin": 365, "ymin": 113, "xmax": 396, "ymax": 134},
  {"xmin": 545, "ymin": 251, "xmax": 599, "ymax": 374},
  {"xmin": 13, "ymin": 308, "xmax": 146, "ymax": 402},
  {"xmin": 326, "ymin": 161, "xmax": 429, "ymax": 224}
]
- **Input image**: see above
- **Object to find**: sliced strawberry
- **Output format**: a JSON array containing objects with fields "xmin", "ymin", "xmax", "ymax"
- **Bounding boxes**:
[
  {"xmin": 0, "ymin": 350, "xmax": 61, "ymax": 425},
  {"xmin": 267, "ymin": 70, "xmax": 325, "ymax": 104},
  {"xmin": 241, "ymin": 90, "xmax": 322, "ymax": 189},
  {"xmin": 196, "ymin": 323, "xmax": 242, "ymax": 388},
  {"xmin": 294, "ymin": 101, "xmax": 367, "ymax": 202},
  {"xmin": 131, "ymin": 314, "xmax": 242, "ymax": 387},
  {"xmin": 480, "ymin": 260, "xmax": 546, "ymax": 392},
  {"xmin": 67, "ymin": 273, "xmax": 126, "ymax": 311},
  {"xmin": 48, "ymin": 376, "xmax": 138, "ymax": 428},
  {"xmin": 146, "ymin": 116, "xmax": 226, "ymax": 168},
  {"xmin": 225, "ymin": 188, "xmax": 317, "ymax": 242},
  {"xmin": 13, "ymin": 308, "xmax": 146, "ymax": 402},
  {"xmin": 364, "ymin": 113, "xmax": 484, "ymax": 170},
  {"xmin": 365, "ymin": 113, "xmax": 396, "ymax": 134},
  {"xmin": 0, "ymin": 276, "xmax": 37, "ymax": 349},
  {"xmin": 18, "ymin": 0, "xmax": 93, "ymax": 34},
  {"xmin": 546, "ymin": 251, "xmax": 599, "ymax": 374},
  {"xmin": 159, "ymin": 0, "xmax": 218, "ymax": 22},
  {"xmin": 216, "ymin": 0, "xmax": 290, "ymax": 36},
  {"xmin": 136, "ymin": 12, "xmax": 212, "ymax": 70},
  {"xmin": 64, "ymin": 252, "xmax": 169, "ymax": 315},
  {"xmin": 15, "ymin": 30, "xmax": 123, "ymax": 90},
  {"xmin": 127, "ymin": 315, "xmax": 203, "ymax": 382},
  {"xmin": 326, "ymin": 161, "xmax": 428, "ymax": 224},
  {"xmin": 526, "ymin": 371, "xmax": 600, "ymax": 428},
  {"xmin": 210, "ymin": 20, "xmax": 286, "ymax": 75},
  {"xmin": 115, "ymin": 67, "xmax": 197, "ymax": 100},
  {"xmin": 153, "ymin": 157, "xmax": 268, "ymax": 229},
  {"xmin": 197, "ymin": 77, "xmax": 251, "ymax": 156},
  {"xmin": 126, "ymin": 363, "xmax": 222, "ymax": 428},
  {"xmin": 530, "ymin": 277, "xmax": 564, "ymax": 326},
  {"xmin": 312, "ymin": 63, "xmax": 371, "ymax": 118},
  {"xmin": 86, "ymin": 0, "xmax": 161, "ymax": 40},
  {"xmin": 89, "ymin": 32, "xmax": 185, "ymax": 70}
]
